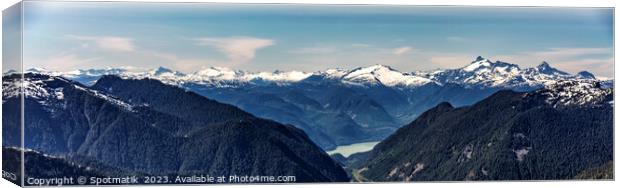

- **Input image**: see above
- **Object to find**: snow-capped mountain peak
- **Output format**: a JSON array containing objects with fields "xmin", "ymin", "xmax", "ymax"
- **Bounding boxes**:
[
  {"xmin": 474, "ymin": 55, "xmax": 486, "ymax": 62},
  {"xmin": 343, "ymin": 64, "xmax": 394, "ymax": 80},
  {"xmin": 2, "ymin": 69, "xmax": 18, "ymax": 76},
  {"xmin": 150, "ymin": 66, "xmax": 179, "ymax": 76},
  {"xmin": 195, "ymin": 67, "xmax": 239, "ymax": 78},
  {"xmin": 463, "ymin": 56, "xmax": 494, "ymax": 72},
  {"xmin": 537, "ymin": 61, "xmax": 551, "ymax": 69},
  {"xmin": 69, "ymin": 68, "xmax": 129, "ymax": 76},
  {"xmin": 534, "ymin": 61, "xmax": 569, "ymax": 76},
  {"xmin": 314, "ymin": 68, "xmax": 348, "ymax": 80},
  {"xmin": 26, "ymin": 67, "xmax": 51, "ymax": 73},
  {"xmin": 252, "ymin": 70, "xmax": 311, "ymax": 82},
  {"xmin": 577, "ymin": 71, "xmax": 596, "ymax": 79},
  {"xmin": 144, "ymin": 66, "xmax": 186, "ymax": 79},
  {"xmin": 419, "ymin": 56, "xmax": 603, "ymax": 89},
  {"xmin": 462, "ymin": 56, "xmax": 520, "ymax": 75},
  {"xmin": 342, "ymin": 64, "xmax": 433, "ymax": 87}
]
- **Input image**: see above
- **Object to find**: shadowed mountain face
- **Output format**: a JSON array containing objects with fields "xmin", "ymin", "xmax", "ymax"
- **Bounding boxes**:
[
  {"xmin": 2, "ymin": 73, "xmax": 349, "ymax": 183},
  {"xmin": 91, "ymin": 75, "xmax": 254, "ymax": 135},
  {"xmin": 353, "ymin": 80, "xmax": 613, "ymax": 181}
]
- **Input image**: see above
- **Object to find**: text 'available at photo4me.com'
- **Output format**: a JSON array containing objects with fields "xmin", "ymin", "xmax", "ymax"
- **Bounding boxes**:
[{"xmin": 22, "ymin": 174, "xmax": 296, "ymax": 186}]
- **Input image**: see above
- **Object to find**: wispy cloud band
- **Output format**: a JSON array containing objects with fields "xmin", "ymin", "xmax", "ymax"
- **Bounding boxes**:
[{"xmin": 195, "ymin": 36, "xmax": 275, "ymax": 64}]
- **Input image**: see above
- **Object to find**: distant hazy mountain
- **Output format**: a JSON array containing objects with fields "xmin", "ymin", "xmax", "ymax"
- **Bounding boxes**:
[
  {"xmin": 21, "ymin": 56, "xmax": 610, "ymax": 150},
  {"xmin": 2, "ymin": 73, "xmax": 349, "ymax": 183},
  {"xmin": 352, "ymin": 80, "xmax": 613, "ymax": 181}
]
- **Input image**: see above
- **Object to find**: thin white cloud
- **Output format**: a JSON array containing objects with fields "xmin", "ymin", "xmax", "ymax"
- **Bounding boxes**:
[
  {"xmin": 393, "ymin": 46, "xmax": 414, "ymax": 55},
  {"xmin": 68, "ymin": 35, "xmax": 136, "ymax": 52},
  {"xmin": 57, "ymin": 35, "xmax": 236, "ymax": 72},
  {"xmin": 195, "ymin": 36, "xmax": 275, "ymax": 63}
]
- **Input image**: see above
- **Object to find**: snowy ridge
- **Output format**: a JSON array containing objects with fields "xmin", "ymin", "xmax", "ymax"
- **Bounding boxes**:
[
  {"xmin": 72, "ymin": 84, "xmax": 134, "ymax": 111},
  {"xmin": 5, "ymin": 146, "xmax": 65, "ymax": 160},
  {"xmin": 2, "ymin": 75, "xmax": 66, "ymax": 108},
  {"xmin": 187, "ymin": 67, "xmax": 312, "ymax": 85},
  {"xmin": 64, "ymin": 67, "xmax": 129, "ymax": 77},
  {"xmin": 122, "ymin": 67, "xmax": 314, "ymax": 87},
  {"xmin": 317, "ymin": 68, "xmax": 349, "ymax": 80},
  {"xmin": 20, "ymin": 66, "xmax": 312, "ymax": 87},
  {"xmin": 532, "ymin": 80, "xmax": 613, "ymax": 107},
  {"xmin": 414, "ymin": 56, "xmax": 598, "ymax": 89},
  {"xmin": 341, "ymin": 65, "xmax": 433, "ymax": 87},
  {"xmin": 12, "ymin": 56, "xmax": 609, "ymax": 89},
  {"xmin": 2, "ymin": 74, "xmax": 134, "ymax": 112}
]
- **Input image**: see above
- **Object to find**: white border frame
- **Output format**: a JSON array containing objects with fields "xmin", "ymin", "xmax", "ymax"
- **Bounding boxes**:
[{"xmin": 1, "ymin": 1, "xmax": 617, "ymax": 188}]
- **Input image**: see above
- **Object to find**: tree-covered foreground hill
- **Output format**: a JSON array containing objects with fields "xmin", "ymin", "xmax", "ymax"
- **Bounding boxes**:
[
  {"xmin": 352, "ymin": 80, "xmax": 613, "ymax": 181},
  {"xmin": 2, "ymin": 73, "xmax": 349, "ymax": 185}
]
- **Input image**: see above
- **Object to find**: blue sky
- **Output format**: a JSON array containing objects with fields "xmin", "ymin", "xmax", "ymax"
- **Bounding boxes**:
[{"xmin": 18, "ymin": 1, "xmax": 614, "ymax": 77}]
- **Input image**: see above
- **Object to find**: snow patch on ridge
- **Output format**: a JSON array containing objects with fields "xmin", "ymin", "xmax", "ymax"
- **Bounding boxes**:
[
  {"xmin": 535, "ymin": 80, "xmax": 612, "ymax": 107},
  {"xmin": 513, "ymin": 147, "xmax": 531, "ymax": 162},
  {"xmin": 2, "ymin": 74, "xmax": 134, "ymax": 112},
  {"xmin": 73, "ymin": 85, "xmax": 134, "ymax": 112}
]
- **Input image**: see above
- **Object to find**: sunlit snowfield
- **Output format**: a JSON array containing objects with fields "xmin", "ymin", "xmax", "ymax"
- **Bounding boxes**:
[{"xmin": 327, "ymin": 141, "xmax": 380, "ymax": 157}]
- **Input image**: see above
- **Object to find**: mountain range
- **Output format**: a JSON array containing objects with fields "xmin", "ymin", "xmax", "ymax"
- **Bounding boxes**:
[
  {"xmin": 2, "ymin": 55, "xmax": 614, "ymax": 182},
  {"xmin": 22, "ymin": 56, "xmax": 603, "ymax": 88},
  {"xmin": 18, "ymin": 56, "xmax": 611, "ymax": 150},
  {"xmin": 2, "ymin": 73, "xmax": 349, "ymax": 184}
]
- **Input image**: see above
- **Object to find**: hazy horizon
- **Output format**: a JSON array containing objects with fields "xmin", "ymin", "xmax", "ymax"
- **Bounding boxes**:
[{"xmin": 11, "ymin": 55, "xmax": 612, "ymax": 79}]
